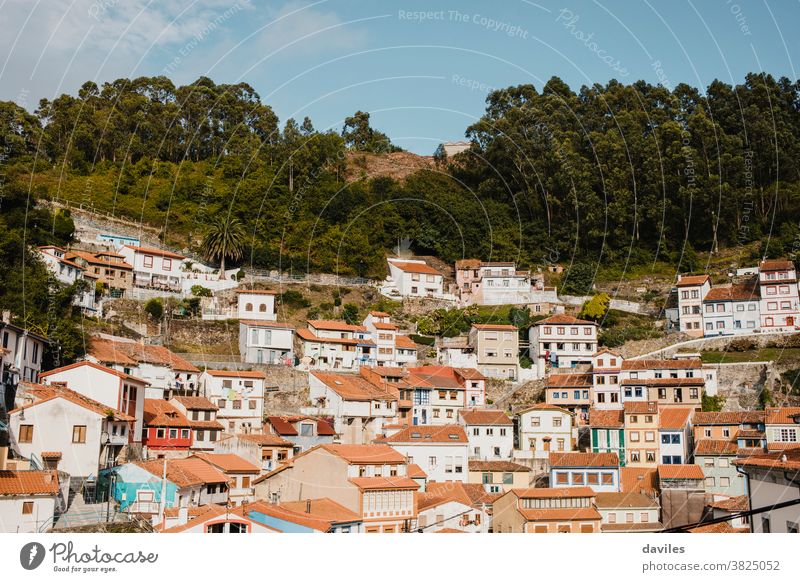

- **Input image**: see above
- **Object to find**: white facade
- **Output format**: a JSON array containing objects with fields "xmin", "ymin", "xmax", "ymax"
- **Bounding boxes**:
[
  {"xmin": 38, "ymin": 246, "xmax": 96, "ymax": 313},
  {"xmin": 516, "ymin": 405, "xmax": 573, "ymax": 460},
  {"xmin": 386, "ymin": 258, "xmax": 445, "ymax": 298},
  {"xmin": 0, "ymin": 318, "xmax": 47, "ymax": 384},
  {"xmin": 460, "ymin": 412, "xmax": 514, "ymax": 460},
  {"xmin": 119, "ymin": 245, "xmax": 187, "ymax": 290},
  {"xmin": 386, "ymin": 441, "xmax": 468, "ymax": 483},
  {"xmin": 237, "ymin": 290, "xmax": 277, "ymax": 321},
  {"xmin": 592, "ymin": 350, "xmax": 623, "ymax": 409},
  {"xmin": 199, "ymin": 371, "xmax": 266, "ymax": 434},
  {"xmin": 416, "ymin": 499, "xmax": 490, "ymax": 532},
  {"xmin": 39, "ymin": 362, "xmax": 147, "ymax": 443},
  {"xmin": 0, "ymin": 478, "xmax": 58, "ymax": 533},
  {"xmin": 10, "ymin": 397, "xmax": 124, "ymax": 478},
  {"xmin": 529, "ymin": 316, "xmax": 598, "ymax": 376},
  {"xmin": 758, "ymin": 261, "xmax": 800, "ymax": 330},
  {"xmin": 677, "ymin": 275, "xmax": 711, "ymax": 336},
  {"xmin": 239, "ymin": 321, "xmax": 294, "ymax": 365}
]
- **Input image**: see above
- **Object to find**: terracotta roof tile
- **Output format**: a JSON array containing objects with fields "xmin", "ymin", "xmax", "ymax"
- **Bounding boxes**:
[
  {"xmin": 311, "ymin": 371, "xmax": 396, "ymax": 401},
  {"xmin": 239, "ymin": 320, "xmax": 295, "ymax": 329},
  {"xmin": 734, "ymin": 448, "xmax": 800, "ymax": 471},
  {"xmin": 594, "ymin": 492, "xmax": 659, "ymax": 509},
  {"xmin": 765, "ymin": 407, "xmax": 800, "ymax": 425},
  {"xmin": 677, "ymin": 274, "xmax": 710, "ymax": 287},
  {"xmin": 194, "ymin": 453, "xmax": 260, "ymax": 474},
  {"xmin": 203, "ymin": 369, "xmax": 266, "ymax": 379},
  {"xmin": 136, "ymin": 458, "xmax": 229, "ymax": 487},
  {"xmin": 534, "ymin": 314, "xmax": 594, "ymax": 326},
  {"xmin": 348, "ymin": 477, "xmax": 419, "ymax": 490},
  {"xmin": 545, "ymin": 373, "xmax": 593, "ymax": 388},
  {"xmin": 622, "ymin": 358, "xmax": 702, "ymax": 370},
  {"xmin": 620, "ymin": 467, "xmax": 658, "ymax": 495},
  {"xmin": 693, "ymin": 411, "xmax": 747, "ymax": 425},
  {"xmin": 237, "ymin": 433, "xmax": 293, "ymax": 447},
  {"xmin": 40, "ymin": 361, "xmax": 149, "ymax": 385},
  {"xmin": 14, "ymin": 382, "xmax": 134, "ymax": 422},
  {"xmin": 321, "ymin": 444, "xmax": 406, "ymax": 464},
  {"xmin": 657, "ymin": 464, "xmax": 704, "ymax": 480},
  {"xmin": 407, "ymin": 464, "xmax": 427, "ymax": 479},
  {"xmin": 459, "ymin": 408, "xmax": 512, "ymax": 426},
  {"xmin": 171, "ymin": 396, "xmax": 218, "ymax": 411},
  {"xmin": 688, "ymin": 522, "xmax": 748, "ymax": 533},
  {"xmin": 589, "ymin": 408, "xmax": 624, "ymax": 428},
  {"xmin": 0, "ymin": 470, "xmax": 59, "ymax": 495},
  {"xmin": 549, "ymin": 452, "xmax": 619, "ymax": 468},
  {"xmin": 624, "ymin": 401, "xmax": 659, "ymax": 415},
  {"xmin": 143, "ymin": 399, "xmax": 191, "ymax": 428},
  {"xmin": 88, "ymin": 338, "xmax": 199, "ymax": 372},
  {"xmin": 704, "ymin": 283, "xmax": 759, "ymax": 302},
  {"xmin": 472, "ymin": 324, "xmax": 518, "ymax": 331},
  {"xmin": 468, "ymin": 460, "xmax": 530, "ymax": 472},
  {"xmin": 308, "ymin": 320, "xmax": 368, "ymax": 332},
  {"xmin": 759, "ymin": 259, "xmax": 794, "ymax": 272},
  {"xmin": 659, "ymin": 407, "xmax": 693, "ymax": 429},
  {"xmin": 707, "ymin": 495, "xmax": 749, "ymax": 512},
  {"xmin": 123, "ymin": 245, "xmax": 185, "ymax": 259},
  {"xmin": 388, "ymin": 260, "xmax": 442, "ymax": 275},
  {"xmin": 379, "ymin": 424, "xmax": 468, "ymax": 444},
  {"xmin": 425, "ymin": 481, "xmax": 497, "ymax": 507},
  {"xmin": 394, "ymin": 335, "xmax": 417, "ymax": 349},
  {"xmin": 695, "ymin": 440, "xmax": 739, "ymax": 456},
  {"xmin": 250, "ymin": 499, "xmax": 360, "ymax": 531}
]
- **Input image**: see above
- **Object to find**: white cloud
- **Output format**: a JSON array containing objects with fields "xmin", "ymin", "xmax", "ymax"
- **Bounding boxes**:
[{"xmin": 0, "ymin": 0, "xmax": 254, "ymax": 104}]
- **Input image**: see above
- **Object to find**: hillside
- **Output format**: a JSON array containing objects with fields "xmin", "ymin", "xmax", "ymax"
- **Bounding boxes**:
[{"xmin": 345, "ymin": 151, "xmax": 436, "ymax": 182}]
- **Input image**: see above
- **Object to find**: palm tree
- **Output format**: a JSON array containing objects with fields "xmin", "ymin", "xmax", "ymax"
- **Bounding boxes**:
[{"xmin": 202, "ymin": 214, "xmax": 246, "ymax": 279}]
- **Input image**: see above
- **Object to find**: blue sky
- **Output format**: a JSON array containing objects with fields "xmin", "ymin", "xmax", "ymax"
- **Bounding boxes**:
[{"xmin": 1, "ymin": 0, "xmax": 798, "ymax": 154}]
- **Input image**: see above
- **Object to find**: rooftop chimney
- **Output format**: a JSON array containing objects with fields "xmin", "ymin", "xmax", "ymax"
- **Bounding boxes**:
[
  {"xmin": 306, "ymin": 500, "xmax": 311, "ymax": 514},
  {"xmin": 0, "ymin": 445, "xmax": 7, "ymax": 471}
]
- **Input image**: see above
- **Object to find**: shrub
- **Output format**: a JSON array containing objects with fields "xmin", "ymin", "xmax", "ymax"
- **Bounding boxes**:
[
  {"xmin": 280, "ymin": 290, "xmax": 311, "ymax": 309},
  {"xmin": 342, "ymin": 303, "xmax": 359, "ymax": 325},
  {"xmin": 190, "ymin": 285, "xmax": 212, "ymax": 297},
  {"xmin": 144, "ymin": 298, "xmax": 163, "ymax": 321}
]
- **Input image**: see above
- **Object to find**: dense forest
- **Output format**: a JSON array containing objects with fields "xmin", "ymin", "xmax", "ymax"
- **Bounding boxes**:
[{"xmin": 2, "ymin": 73, "xmax": 800, "ymax": 285}]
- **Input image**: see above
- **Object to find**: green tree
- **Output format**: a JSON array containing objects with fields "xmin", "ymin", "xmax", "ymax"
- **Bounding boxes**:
[
  {"xmin": 342, "ymin": 303, "xmax": 360, "ymax": 325},
  {"xmin": 342, "ymin": 110, "xmax": 401, "ymax": 153},
  {"xmin": 579, "ymin": 293, "xmax": 610, "ymax": 321},
  {"xmin": 561, "ymin": 263, "xmax": 595, "ymax": 295},
  {"xmin": 202, "ymin": 214, "xmax": 246, "ymax": 279},
  {"xmin": 144, "ymin": 298, "xmax": 163, "ymax": 321}
]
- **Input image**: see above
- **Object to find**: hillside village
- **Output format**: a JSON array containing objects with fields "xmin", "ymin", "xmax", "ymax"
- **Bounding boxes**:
[{"xmin": 2, "ymin": 212, "xmax": 800, "ymax": 535}]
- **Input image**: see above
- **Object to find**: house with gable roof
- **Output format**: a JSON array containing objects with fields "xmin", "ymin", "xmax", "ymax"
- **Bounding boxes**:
[
  {"xmin": 378, "ymin": 424, "xmax": 469, "ymax": 483},
  {"xmin": 297, "ymin": 320, "xmax": 376, "ymax": 371},
  {"xmin": 169, "ymin": 396, "xmax": 224, "ymax": 452},
  {"xmin": 517, "ymin": 403, "xmax": 574, "ymax": 462},
  {"xmin": 549, "ymin": 452, "xmax": 621, "ymax": 493},
  {"xmin": 416, "ymin": 481, "xmax": 495, "ymax": 532},
  {"xmin": 529, "ymin": 314, "xmax": 598, "ymax": 375},
  {"xmin": 199, "ymin": 369, "xmax": 266, "ymax": 434},
  {"xmin": 385, "ymin": 258, "xmax": 445, "ymax": 298},
  {"xmin": 141, "ymin": 399, "xmax": 193, "ymax": 458},
  {"xmin": 493, "ymin": 486, "xmax": 602, "ymax": 533},
  {"xmin": 589, "ymin": 408, "xmax": 625, "ymax": 463},
  {"xmin": 0, "ymin": 469, "xmax": 61, "ymax": 533},
  {"xmin": 264, "ymin": 415, "xmax": 336, "ymax": 453},
  {"xmin": 459, "ymin": 408, "xmax": 513, "ymax": 460},
  {"xmin": 253, "ymin": 444, "xmax": 418, "ymax": 533}
]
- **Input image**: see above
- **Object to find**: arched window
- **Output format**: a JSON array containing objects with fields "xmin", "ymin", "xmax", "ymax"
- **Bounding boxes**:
[
  {"xmin": 245, "ymin": 303, "xmax": 253, "ymax": 312},
  {"xmin": 259, "ymin": 304, "xmax": 267, "ymax": 312}
]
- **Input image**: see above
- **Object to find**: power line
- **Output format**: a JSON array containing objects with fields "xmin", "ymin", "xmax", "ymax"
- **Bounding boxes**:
[{"xmin": 662, "ymin": 496, "xmax": 800, "ymax": 533}]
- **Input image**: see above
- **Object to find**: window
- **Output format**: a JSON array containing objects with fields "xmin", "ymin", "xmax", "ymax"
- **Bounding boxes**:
[
  {"xmin": 249, "ymin": 400, "xmax": 257, "ymax": 410},
  {"xmin": 143, "ymin": 255, "xmax": 153, "ymax": 268},
  {"xmin": 720, "ymin": 477, "xmax": 730, "ymax": 487},
  {"xmin": 630, "ymin": 451, "xmax": 640, "ymax": 462},
  {"xmin": 181, "ymin": 429, "xmax": 190, "ymax": 439},
  {"xmin": 587, "ymin": 473, "xmax": 599, "ymax": 485},
  {"xmin": 626, "ymin": 512, "xmax": 634, "ymax": 524},
  {"xmin": 630, "ymin": 431, "xmax": 640, "ymax": 442},
  {"xmin": 555, "ymin": 472, "xmax": 569, "ymax": 485},
  {"xmin": 233, "ymin": 400, "xmax": 242, "ymax": 410},
  {"xmin": 704, "ymin": 458, "xmax": 714, "ymax": 467},
  {"xmin": 502, "ymin": 473, "xmax": 514, "ymax": 485},
  {"xmin": 601, "ymin": 473, "xmax": 614, "ymax": 485},
  {"xmin": 719, "ymin": 458, "xmax": 730, "ymax": 468},
  {"xmin": 19, "ymin": 425, "xmax": 33, "ymax": 443},
  {"xmin": 163, "ymin": 258, "xmax": 172, "ymax": 271},
  {"xmin": 608, "ymin": 512, "xmax": 617, "ymax": 523},
  {"xmin": 217, "ymin": 399, "xmax": 226, "ymax": 408},
  {"xmin": 22, "ymin": 502, "xmax": 34, "ymax": 515},
  {"xmin": 169, "ymin": 429, "xmax": 178, "ymax": 439},
  {"xmin": 705, "ymin": 477, "xmax": 715, "ymax": 487},
  {"xmin": 572, "ymin": 472, "xmax": 584, "ymax": 485},
  {"xmin": 72, "ymin": 425, "xmax": 87, "ymax": 444},
  {"xmin": 553, "ymin": 417, "xmax": 562, "ymax": 427}
]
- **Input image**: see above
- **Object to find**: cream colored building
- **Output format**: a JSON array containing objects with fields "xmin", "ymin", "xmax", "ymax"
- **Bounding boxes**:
[{"xmin": 469, "ymin": 324, "xmax": 519, "ymax": 381}]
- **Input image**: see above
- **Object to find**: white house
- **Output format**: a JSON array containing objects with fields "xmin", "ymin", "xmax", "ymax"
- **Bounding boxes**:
[
  {"xmin": 453, "ymin": 260, "xmax": 540, "ymax": 306},
  {"xmin": 516, "ymin": 403, "xmax": 573, "ymax": 461},
  {"xmin": 459, "ymin": 408, "xmax": 513, "ymax": 460},
  {"xmin": 39, "ymin": 361, "xmax": 148, "ymax": 444},
  {"xmin": 0, "ymin": 469, "xmax": 60, "ymax": 533},
  {"xmin": 764, "ymin": 407, "xmax": 800, "ymax": 452},
  {"xmin": 361, "ymin": 312, "xmax": 418, "ymax": 368},
  {"xmin": 199, "ymin": 370, "xmax": 267, "ymax": 434},
  {"xmin": 85, "ymin": 336, "xmax": 200, "ymax": 400},
  {"xmin": 237, "ymin": 289, "xmax": 277, "ymax": 321},
  {"xmin": 416, "ymin": 481, "xmax": 493, "ymax": 533},
  {"xmin": 297, "ymin": 320, "xmax": 375, "ymax": 371},
  {"xmin": 0, "ymin": 315, "xmax": 48, "ymax": 384},
  {"xmin": 592, "ymin": 349, "xmax": 624, "ymax": 409},
  {"xmin": 702, "ymin": 283, "xmax": 760, "ymax": 336},
  {"xmin": 305, "ymin": 371, "xmax": 398, "ymax": 444},
  {"xmin": 239, "ymin": 320, "xmax": 295, "ymax": 366},
  {"xmin": 386, "ymin": 258, "xmax": 445, "ymax": 298},
  {"xmin": 658, "ymin": 407, "xmax": 694, "ymax": 465},
  {"xmin": 436, "ymin": 336, "xmax": 478, "ymax": 368},
  {"xmin": 735, "ymin": 449, "xmax": 800, "ymax": 533},
  {"xmin": 38, "ymin": 246, "xmax": 96, "ymax": 313},
  {"xmin": 758, "ymin": 259, "xmax": 800, "ymax": 330},
  {"xmin": 10, "ymin": 383, "xmax": 134, "ymax": 479},
  {"xmin": 380, "ymin": 424, "xmax": 469, "ymax": 483},
  {"xmin": 529, "ymin": 314, "xmax": 597, "ymax": 376},
  {"xmin": 119, "ymin": 245, "xmax": 187, "ymax": 291},
  {"xmin": 595, "ymin": 492, "xmax": 661, "ymax": 532},
  {"xmin": 677, "ymin": 274, "xmax": 711, "ymax": 337},
  {"xmin": 549, "ymin": 452, "xmax": 621, "ymax": 493}
]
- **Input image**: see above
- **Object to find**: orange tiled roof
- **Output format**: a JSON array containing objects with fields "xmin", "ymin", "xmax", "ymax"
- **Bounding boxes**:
[
  {"xmin": 468, "ymin": 460, "xmax": 530, "ymax": 473},
  {"xmin": 321, "ymin": 444, "xmax": 406, "ymax": 464},
  {"xmin": 193, "ymin": 453, "xmax": 260, "ymax": 474},
  {"xmin": 394, "ymin": 335, "xmax": 417, "ymax": 349},
  {"xmin": 237, "ymin": 433, "xmax": 293, "ymax": 447},
  {"xmin": 39, "ymin": 360, "xmax": 150, "ymax": 385},
  {"xmin": 677, "ymin": 274, "xmax": 710, "ymax": 287},
  {"xmin": 759, "ymin": 259, "xmax": 794, "ymax": 272},
  {"xmin": 549, "ymin": 452, "xmax": 619, "ymax": 468},
  {"xmin": 13, "ymin": 382, "xmax": 134, "ymax": 422},
  {"xmin": 620, "ymin": 467, "xmax": 658, "ymax": 495},
  {"xmin": 659, "ymin": 407, "xmax": 694, "ymax": 430},
  {"xmin": 311, "ymin": 371, "xmax": 396, "ymax": 401},
  {"xmin": 251, "ymin": 499, "xmax": 360, "ymax": 531},
  {"xmin": 88, "ymin": 338, "xmax": 199, "ymax": 372},
  {"xmin": 348, "ymin": 477, "xmax": 419, "ymax": 490},
  {"xmin": 589, "ymin": 408, "xmax": 624, "ymax": 428},
  {"xmin": 123, "ymin": 245, "xmax": 185, "ymax": 259},
  {"xmin": 171, "ymin": 396, "xmax": 218, "ymax": 411},
  {"xmin": 707, "ymin": 495, "xmax": 749, "ymax": 512},
  {"xmin": 509, "ymin": 486, "xmax": 596, "ymax": 499},
  {"xmin": 380, "ymin": 424, "xmax": 468, "ymax": 444},
  {"xmin": 734, "ymin": 448, "xmax": 800, "ymax": 471},
  {"xmin": 373, "ymin": 322, "xmax": 398, "ymax": 330},
  {"xmin": 308, "ymin": 320, "xmax": 367, "ymax": 332},
  {"xmin": 622, "ymin": 378, "xmax": 704, "ymax": 387},
  {"xmin": 236, "ymin": 289, "xmax": 277, "ymax": 295},
  {"xmin": 239, "ymin": 320, "xmax": 295, "ymax": 329},
  {"xmin": 424, "ymin": 481, "xmax": 497, "ymax": 508},
  {"xmin": 695, "ymin": 440, "xmax": 739, "ymax": 456},
  {"xmin": 459, "ymin": 408, "xmax": 512, "ymax": 426},
  {"xmin": 688, "ymin": 522, "xmax": 748, "ymax": 533},
  {"xmin": 519, "ymin": 507, "xmax": 602, "ymax": 521},
  {"xmin": 407, "ymin": 464, "xmax": 427, "ymax": 479},
  {"xmin": 0, "ymin": 470, "xmax": 59, "ymax": 495},
  {"xmin": 623, "ymin": 401, "xmax": 659, "ymax": 415},
  {"xmin": 693, "ymin": 411, "xmax": 746, "ymax": 425},
  {"xmin": 297, "ymin": 328, "xmax": 372, "ymax": 346},
  {"xmin": 657, "ymin": 464, "xmax": 704, "ymax": 480},
  {"xmin": 143, "ymin": 398, "xmax": 191, "ymax": 428},
  {"xmin": 136, "ymin": 458, "xmax": 229, "ymax": 487},
  {"xmin": 765, "ymin": 407, "xmax": 800, "ymax": 425},
  {"xmin": 388, "ymin": 260, "xmax": 442, "ymax": 275},
  {"xmin": 704, "ymin": 283, "xmax": 759, "ymax": 302},
  {"xmin": 519, "ymin": 403, "xmax": 572, "ymax": 415}
]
